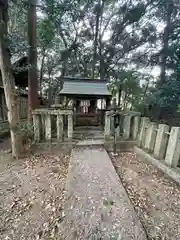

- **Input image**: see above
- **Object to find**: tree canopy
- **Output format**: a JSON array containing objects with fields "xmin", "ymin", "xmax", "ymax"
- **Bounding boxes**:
[{"xmin": 5, "ymin": 0, "xmax": 180, "ymax": 113}]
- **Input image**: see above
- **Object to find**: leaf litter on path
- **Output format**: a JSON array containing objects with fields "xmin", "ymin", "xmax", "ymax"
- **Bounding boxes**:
[
  {"xmin": 111, "ymin": 152, "xmax": 180, "ymax": 240},
  {"xmin": 0, "ymin": 146, "xmax": 71, "ymax": 240}
]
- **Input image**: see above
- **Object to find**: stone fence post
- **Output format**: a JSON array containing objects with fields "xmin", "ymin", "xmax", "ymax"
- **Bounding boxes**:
[
  {"xmin": 137, "ymin": 117, "xmax": 150, "ymax": 147},
  {"xmin": 165, "ymin": 127, "xmax": 180, "ymax": 167},
  {"xmin": 123, "ymin": 115, "xmax": 132, "ymax": 140},
  {"xmin": 32, "ymin": 114, "xmax": 40, "ymax": 142},
  {"xmin": 57, "ymin": 114, "xmax": 63, "ymax": 141},
  {"xmin": 132, "ymin": 116, "xmax": 140, "ymax": 140},
  {"xmin": 68, "ymin": 114, "xmax": 73, "ymax": 139},
  {"xmin": 45, "ymin": 114, "xmax": 51, "ymax": 141},
  {"xmin": 154, "ymin": 124, "xmax": 169, "ymax": 160},
  {"xmin": 104, "ymin": 111, "xmax": 112, "ymax": 140},
  {"xmin": 144, "ymin": 122, "xmax": 158, "ymax": 153}
]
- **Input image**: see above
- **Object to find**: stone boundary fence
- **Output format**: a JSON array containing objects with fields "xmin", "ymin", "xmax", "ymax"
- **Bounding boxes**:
[
  {"xmin": 137, "ymin": 117, "xmax": 180, "ymax": 168},
  {"xmin": 32, "ymin": 109, "xmax": 73, "ymax": 142},
  {"xmin": 104, "ymin": 111, "xmax": 180, "ymax": 169},
  {"xmin": 104, "ymin": 111, "xmax": 141, "ymax": 141}
]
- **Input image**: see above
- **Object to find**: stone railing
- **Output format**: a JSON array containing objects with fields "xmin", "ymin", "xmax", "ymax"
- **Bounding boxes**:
[
  {"xmin": 137, "ymin": 117, "xmax": 180, "ymax": 168},
  {"xmin": 104, "ymin": 111, "xmax": 141, "ymax": 140},
  {"xmin": 105, "ymin": 111, "xmax": 180, "ymax": 167},
  {"xmin": 32, "ymin": 109, "xmax": 73, "ymax": 142},
  {"xmin": 105, "ymin": 111, "xmax": 180, "ymax": 169}
]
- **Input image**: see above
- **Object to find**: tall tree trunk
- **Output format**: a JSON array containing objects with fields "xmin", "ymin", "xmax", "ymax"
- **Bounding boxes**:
[
  {"xmin": 99, "ymin": 40, "xmax": 105, "ymax": 79},
  {"xmin": 0, "ymin": 2, "xmax": 24, "ymax": 157},
  {"xmin": 118, "ymin": 87, "xmax": 122, "ymax": 107},
  {"xmin": 142, "ymin": 78, "xmax": 150, "ymax": 101},
  {"xmin": 61, "ymin": 61, "xmax": 67, "ymax": 77},
  {"xmin": 39, "ymin": 49, "xmax": 46, "ymax": 97},
  {"xmin": 28, "ymin": 0, "xmax": 38, "ymax": 120},
  {"xmin": 123, "ymin": 92, "xmax": 127, "ymax": 110},
  {"xmin": 99, "ymin": 0, "xmax": 105, "ymax": 79},
  {"xmin": 159, "ymin": 1, "xmax": 173, "ymax": 87},
  {"xmin": 92, "ymin": 1, "xmax": 101, "ymax": 79}
]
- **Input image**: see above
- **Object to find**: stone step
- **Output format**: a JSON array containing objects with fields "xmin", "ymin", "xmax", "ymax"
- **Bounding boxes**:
[{"xmin": 76, "ymin": 139, "xmax": 104, "ymax": 146}]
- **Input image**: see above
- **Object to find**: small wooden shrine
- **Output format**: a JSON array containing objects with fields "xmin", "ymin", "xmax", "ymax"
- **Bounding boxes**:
[{"xmin": 59, "ymin": 78, "xmax": 112, "ymax": 126}]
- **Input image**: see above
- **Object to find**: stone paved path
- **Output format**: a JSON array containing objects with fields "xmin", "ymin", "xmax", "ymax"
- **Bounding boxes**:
[
  {"xmin": 60, "ymin": 147, "xmax": 147, "ymax": 239},
  {"xmin": 76, "ymin": 139, "xmax": 104, "ymax": 146},
  {"xmin": 73, "ymin": 126, "xmax": 103, "ymax": 140}
]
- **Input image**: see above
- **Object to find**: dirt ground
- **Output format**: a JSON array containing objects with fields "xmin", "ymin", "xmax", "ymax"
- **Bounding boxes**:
[
  {"xmin": 112, "ymin": 152, "xmax": 180, "ymax": 240},
  {"xmin": 0, "ymin": 143, "xmax": 71, "ymax": 240},
  {"xmin": 2, "ymin": 137, "xmax": 180, "ymax": 240}
]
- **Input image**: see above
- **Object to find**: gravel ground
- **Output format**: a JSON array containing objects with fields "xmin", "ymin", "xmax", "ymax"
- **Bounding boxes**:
[
  {"xmin": 111, "ymin": 152, "xmax": 180, "ymax": 240},
  {"xmin": 0, "ymin": 144, "xmax": 71, "ymax": 240}
]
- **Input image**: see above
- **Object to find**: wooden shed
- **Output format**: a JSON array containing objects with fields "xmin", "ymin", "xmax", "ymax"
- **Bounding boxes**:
[{"xmin": 0, "ymin": 56, "xmax": 28, "ymax": 120}]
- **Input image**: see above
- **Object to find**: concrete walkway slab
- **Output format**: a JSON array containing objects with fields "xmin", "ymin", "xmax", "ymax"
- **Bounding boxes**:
[
  {"xmin": 60, "ymin": 147, "xmax": 147, "ymax": 240},
  {"xmin": 76, "ymin": 139, "xmax": 104, "ymax": 146}
]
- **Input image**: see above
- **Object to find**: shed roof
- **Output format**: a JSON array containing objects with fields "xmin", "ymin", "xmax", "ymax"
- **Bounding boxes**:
[
  {"xmin": 60, "ymin": 78, "xmax": 111, "ymax": 97},
  {"xmin": 0, "ymin": 56, "xmax": 28, "ymax": 88}
]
